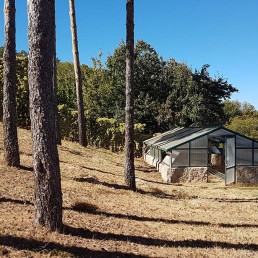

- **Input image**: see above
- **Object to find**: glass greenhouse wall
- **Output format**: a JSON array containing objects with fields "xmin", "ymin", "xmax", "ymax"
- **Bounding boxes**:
[
  {"xmin": 172, "ymin": 135, "xmax": 208, "ymax": 167},
  {"xmin": 144, "ymin": 127, "xmax": 258, "ymax": 168},
  {"xmin": 143, "ymin": 127, "xmax": 258, "ymax": 184}
]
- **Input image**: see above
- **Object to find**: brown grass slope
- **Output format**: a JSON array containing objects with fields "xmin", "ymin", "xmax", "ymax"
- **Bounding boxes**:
[{"xmin": 0, "ymin": 124, "xmax": 258, "ymax": 258}]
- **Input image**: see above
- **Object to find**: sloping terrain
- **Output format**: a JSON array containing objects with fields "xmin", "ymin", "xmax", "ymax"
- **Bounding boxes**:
[{"xmin": 0, "ymin": 125, "xmax": 258, "ymax": 257}]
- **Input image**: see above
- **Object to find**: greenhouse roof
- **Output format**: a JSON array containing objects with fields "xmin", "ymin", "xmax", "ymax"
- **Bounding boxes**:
[{"xmin": 143, "ymin": 126, "xmax": 258, "ymax": 151}]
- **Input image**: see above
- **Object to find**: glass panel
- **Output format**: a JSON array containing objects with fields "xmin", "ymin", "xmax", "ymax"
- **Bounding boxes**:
[
  {"xmin": 190, "ymin": 149, "xmax": 208, "ymax": 166},
  {"xmin": 254, "ymin": 149, "xmax": 258, "ymax": 165},
  {"xmin": 154, "ymin": 148, "xmax": 159, "ymax": 160},
  {"xmin": 236, "ymin": 149, "xmax": 252, "ymax": 165},
  {"xmin": 254, "ymin": 142, "xmax": 258, "ymax": 148},
  {"xmin": 226, "ymin": 167, "xmax": 235, "ymax": 184},
  {"xmin": 236, "ymin": 135, "xmax": 252, "ymax": 148},
  {"xmin": 176, "ymin": 142, "xmax": 189, "ymax": 149},
  {"xmin": 209, "ymin": 129, "xmax": 234, "ymax": 138},
  {"xmin": 172, "ymin": 149, "xmax": 189, "ymax": 167},
  {"xmin": 191, "ymin": 136, "xmax": 207, "ymax": 148},
  {"xmin": 226, "ymin": 138, "xmax": 235, "ymax": 168},
  {"xmin": 158, "ymin": 150, "xmax": 162, "ymax": 161}
]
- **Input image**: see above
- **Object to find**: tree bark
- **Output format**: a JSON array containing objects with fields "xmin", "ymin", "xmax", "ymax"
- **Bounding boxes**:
[
  {"xmin": 52, "ymin": 2, "xmax": 61, "ymax": 145},
  {"xmin": 3, "ymin": 0, "xmax": 20, "ymax": 167},
  {"xmin": 69, "ymin": 0, "xmax": 87, "ymax": 147},
  {"xmin": 27, "ymin": 0, "xmax": 62, "ymax": 231},
  {"xmin": 124, "ymin": 0, "xmax": 136, "ymax": 191}
]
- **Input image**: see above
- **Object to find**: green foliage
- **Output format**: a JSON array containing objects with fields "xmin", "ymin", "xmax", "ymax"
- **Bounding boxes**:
[
  {"xmin": 82, "ymin": 53, "xmax": 114, "ymax": 120},
  {"xmin": 226, "ymin": 114, "xmax": 258, "ymax": 140},
  {"xmin": 106, "ymin": 40, "xmax": 167, "ymax": 132},
  {"xmin": 0, "ymin": 56, "xmax": 29, "ymax": 126},
  {"xmin": 223, "ymin": 100, "xmax": 242, "ymax": 123},
  {"xmin": 186, "ymin": 64, "xmax": 238, "ymax": 126},
  {"xmin": 106, "ymin": 42, "xmax": 237, "ymax": 132},
  {"xmin": 58, "ymin": 104, "xmax": 78, "ymax": 141},
  {"xmin": 16, "ymin": 57, "xmax": 30, "ymax": 127},
  {"xmin": 0, "ymin": 43, "xmax": 245, "ymax": 156},
  {"xmin": 224, "ymin": 100, "xmax": 258, "ymax": 140},
  {"xmin": 92, "ymin": 118, "xmax": 146, "ymax": 157},
  {"xmin": 57, "ymin": 62, "xmax": 76, "ymax": 109},
  {"xmin": 0, "ymin": 47, "xmax": 3, "ymax": 58},
  {"xmin": 58, "ymin": 112, "xmax": 147, "ymax": 156}
]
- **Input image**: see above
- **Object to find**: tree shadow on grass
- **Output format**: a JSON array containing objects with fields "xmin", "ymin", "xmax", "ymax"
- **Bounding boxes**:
[
  {"xmin": 18, "ymin": 165, "xmax": 33, "ymax": 172},
  {"xmin": 73, "ymin": 177, "xmax": 184, "ymax": 200},
  {"xmin": 60, "ymin": 161, "xmax": 117, "ymax": 176},
  {"xmin": 64, "ymin": 225, "xmax": 258, "ymax": 251},
  {"xmin": 69, "ymin": 202, "xmax": 258, "ymax": 229},
  {"xmin": 0, "ymin": 197, "xmax": 33, "ymax": 206},
  {"xmin": 0, "ymin": 235, "xmax": 145, "ymax": 258},
  {"xmin": 135, "ymin": 166, "xmax": 157, "ymax": 173},
  {"xmin": 136, "ymin": 177, "xmax": 170, "ymax": 186},
  {"xmin": 2, "ymin": 197, "xmax": 258, "ymax": 229},
  {"xmin": 70, "ymin": 203, "xmax": 210, "ymax": 226},
  {"xmin": 213, "ymin": 198, "xmax": 258, "ymax": 203}
]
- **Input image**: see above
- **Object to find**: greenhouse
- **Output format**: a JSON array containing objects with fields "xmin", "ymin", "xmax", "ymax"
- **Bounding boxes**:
[{"xmin": 143, "ymin": 127, "xmax": 258, "ymax": 184}]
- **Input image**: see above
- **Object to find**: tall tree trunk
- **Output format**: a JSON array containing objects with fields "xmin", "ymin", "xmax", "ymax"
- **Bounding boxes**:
[
  {"xmin": 69, "ymin": 0, "xmax": 87, "ymax": 147},
  {"xmin": 3, "ymin": 0, "xmax": 20, "ymax": 167},
  {"xmin": 52, "ymin": 2, "xmax": 61, "ymax": 145},
  {"xmin": 27, "ymin": 0, "xmax": 62, "ymax": 231},
  {"xmin": 124, "ymin": 0, "xmax": 136, "ymax": 191}
]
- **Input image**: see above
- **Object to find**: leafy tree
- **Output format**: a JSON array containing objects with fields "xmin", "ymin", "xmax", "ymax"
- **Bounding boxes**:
[
  {"xmin": 16, "ymin": 57, "xmax": 29, "ymax": 127},
  {"xmin": 226, "ymin": 114, "xmax": 258, "ymax": 140},
  {"xmin": 82, "ymin": 54, "xmax": 114, "ymax": 119},
  {"xmin": 241, "ymin": 101, "xmax": 256, "ymax": 116},
  {"xmin": 57, "ymin": 61, "xmax": 76, "ymax": 108},
  {"xmin": 0, "ymin": 56, "xmax": 29, "ymax": 127},
  {"xmin": 124, "ymin": 0, "xmax": 136, "ymax": 191},
  {"xmin": 27, "ymin": 0, "xmax": 62, "ymax": 231},
  {"xmin": 106, "ymin": 40, "xmax": 166, "ymax": 132},
  {"xmin": 17, "ymin": 50, "xmax": 28, "ymax": 57},
  {"xmin": 185, "ymin": 65, "xmax": 238, "ymax": 126},
  {"xmin": 158, "ymin": 59, "xmax": 193, "ymax": 130},
  {"xmin": 69, "ymin": 0, "xmax": 87, "ymax": 147},
  {"xmin": 3, "ymin": 0, "xmax": 20, "ymax": 167},
  {"xmin": 223, "ymin": 100, "xmax": 242, "ymax": 123},
  {"xmin": 0, "ymin": 46, "xmax": 4, "ymax": 57}
]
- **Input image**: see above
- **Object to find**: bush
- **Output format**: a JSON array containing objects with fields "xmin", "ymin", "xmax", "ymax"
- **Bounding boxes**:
[{"xmin": 58, "ymin": 112, "xmax": 149, "ymax": 157}]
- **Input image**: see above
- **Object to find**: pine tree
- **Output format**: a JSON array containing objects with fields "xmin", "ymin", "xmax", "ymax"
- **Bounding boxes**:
[
  {"xmin": 124, "ymin": 0, "xmax": 136, "ymax": 191},
  {"xmin": 27, "ymin": 0, "xmax": 62, "ymax": 231},
  {"xmin": 69, "ymin": 0, "xmax": 87, "ymax": 147},
  {"xmin": 3, "ymin": 0, "xmax": 20, "ymax": 167}
]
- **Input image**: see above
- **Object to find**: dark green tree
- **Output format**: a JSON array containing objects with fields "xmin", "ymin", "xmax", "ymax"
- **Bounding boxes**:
[{"xmin": 183, "ymin": 64, "xmax": 238, "ymax": 126}]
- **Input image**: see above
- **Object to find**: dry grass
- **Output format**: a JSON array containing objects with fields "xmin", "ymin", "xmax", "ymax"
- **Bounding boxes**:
[{"xmin": 0, "ymin": 124, "xmax": 258, "ymax": 257}]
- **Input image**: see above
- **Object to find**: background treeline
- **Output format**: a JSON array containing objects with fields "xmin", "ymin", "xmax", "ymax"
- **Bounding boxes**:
[{"xmin": 0, "ymin": 40, "xmax": 257, "ymax": 153}]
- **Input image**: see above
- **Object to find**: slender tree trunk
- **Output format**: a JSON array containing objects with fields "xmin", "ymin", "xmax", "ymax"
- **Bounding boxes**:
[
  {"xmin": 27, "ymin": 0, "xmax": 62, "ymax": 231},
  {"xmin": 3, "ymin": 0, "xmax": 20, "ymax": 167},
  {"xmin": 69, "ymin": 0, "xmax": 87, "ymax": 147},
  {"xmin": 52, "ymin": 2, "xmax": 61, "ymax": 145},
  {"xmin": 124, "ymin": 0, "xmax": 136, "ymax": 191}
]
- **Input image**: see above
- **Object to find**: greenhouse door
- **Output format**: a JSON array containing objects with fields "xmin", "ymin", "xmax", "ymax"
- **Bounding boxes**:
[{"xmin": 225, "ymin": 137, "xmax": 236, "ymax": 185}]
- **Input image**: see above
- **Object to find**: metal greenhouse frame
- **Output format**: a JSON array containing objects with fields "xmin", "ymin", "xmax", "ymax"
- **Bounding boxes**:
[{"xmin": 143, "ymin": 127, "xmax": 258, "ymax": 184}]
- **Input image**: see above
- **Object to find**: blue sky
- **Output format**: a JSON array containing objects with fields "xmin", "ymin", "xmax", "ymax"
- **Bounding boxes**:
[{"xmin": 0, "ymin": 0, "xmax": 257, "ymax": 109}]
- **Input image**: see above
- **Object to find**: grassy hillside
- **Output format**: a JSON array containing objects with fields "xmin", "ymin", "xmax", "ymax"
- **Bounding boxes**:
[{"xmin": 0, "ymin": 124, "xmax": 258, "ymax": 257}]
